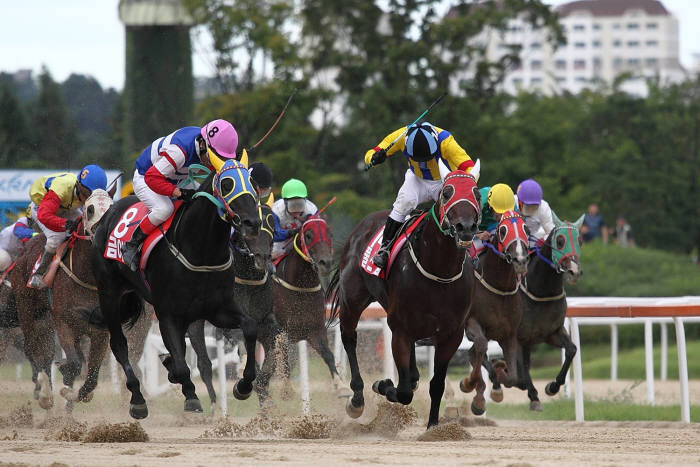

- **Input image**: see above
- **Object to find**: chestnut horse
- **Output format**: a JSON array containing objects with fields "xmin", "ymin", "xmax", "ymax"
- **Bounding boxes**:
[
  {"xmin": 487, "ymin": 214, "xmax": 584, "ymax": 411},
  {"xmin": 460, "ymin": 210, "xmax": 529, "ymax": 415},
  {"xmin": 328, "ymin": 171, "xmax": 480, "ymax": 428},
  {"xmin": 90, "ymin": 161, "xmax": 262, "ymax": 419}
]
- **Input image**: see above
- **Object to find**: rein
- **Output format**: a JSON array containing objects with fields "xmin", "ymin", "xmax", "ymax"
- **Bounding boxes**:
[{"xmin": 58, "ymin": 227, "xmax": 97, "ymax": 291}]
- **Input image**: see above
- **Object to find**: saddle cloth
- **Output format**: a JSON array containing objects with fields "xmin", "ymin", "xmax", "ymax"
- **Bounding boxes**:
[
  {"xmin": 360, "ymin": 212, "xmax": 428, "ymax": 279},
  {"xmin": 103, "ymin": 201, "xmax": 182, "ymax": 271}
]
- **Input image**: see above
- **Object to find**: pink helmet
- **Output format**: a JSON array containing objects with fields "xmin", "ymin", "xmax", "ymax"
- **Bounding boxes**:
[{"xmin": 201, "ymin": 119, "xmax": 238, "ymax": 160}]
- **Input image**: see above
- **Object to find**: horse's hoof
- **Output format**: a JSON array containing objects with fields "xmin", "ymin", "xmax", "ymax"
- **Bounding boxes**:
[
  {"xmin": 33, "ymin": 388, "xmax": 40, "ymax": 400},
  {"xmin": 184, "ymin": 398, "xmax": 203, "ymax": 413},
  {"xmin": 60, "ymin": 386, "xmax": 78, "ymax": 402},
  {"xmin": 411, "ymin": 381, "xmax": 419, "ymax": 393},
  {"xmin": 490, "ymin": 388, "xmax": 504, "ymax": 403},
  {"xmin": 545, "ymin": 382, "xmax": 560, "ymax": 396},
  {"xmin": 529, "ymin": 400, "xmax": 543, "ymax": 412},
  {"xmin": 459, "ymin": 378, "xmax": 474, "ymax": 394},
  {"xmin": 372, "ymin": 379, "xmax": 393, "ymax": 395},
  {"xmin": 233, "ymin": 380, "xmax": 253, "ymax": 400},
  {"xmin": 471, "ymin": 400, "xmax": 486, "ymax": 416},
  {"xmin": 129, "ymin": 403, "xmax": 149, "ymax": 419},
  {"xmin": 345, "ymin": 399, "xmax": 364, "ymax": 419},
  {"xmin": 38, "ymin": 396, "xmax": 54, "ymax": 410},
  {"xmin": 372, "ymin": 380, "xmax": 382, "ymax": 395}
]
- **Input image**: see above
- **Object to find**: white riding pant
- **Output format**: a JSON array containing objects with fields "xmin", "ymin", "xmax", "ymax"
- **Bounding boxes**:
[
  {"xmin": 29, "ymin": 203, "xmax": 79, "ymax": 252},
  {"xmin": 132, "ymin": 170, "xmax": 176, "ymax": 226},
  {"xmin": 389, "ymin": 169, "xmax": 443, "ymax": 222}
]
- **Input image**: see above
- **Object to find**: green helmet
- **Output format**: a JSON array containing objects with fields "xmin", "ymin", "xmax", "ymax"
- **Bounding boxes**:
[{"xmin": 281, "ymin": 178, "xmax": 308, "ymax": 199}]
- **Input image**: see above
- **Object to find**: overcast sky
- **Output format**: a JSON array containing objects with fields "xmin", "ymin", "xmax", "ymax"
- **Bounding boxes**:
[{"xmin": 0, "ymin": 0, "xmax": 698, "ymax": 91}]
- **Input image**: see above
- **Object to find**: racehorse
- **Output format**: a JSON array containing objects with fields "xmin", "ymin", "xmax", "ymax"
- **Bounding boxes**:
[
  {"xmin": 273, "ymin": 212, "xmax": 340, "ymax": 394},
  {"xmin": 460, "ymin": 210, "xmax": 529, "ymax": 415},
  {"xmin": 328, "ymin": 170, "xmax": 480, "ymax": 428},
  {"xmin": 90, "ymin": 160, "xmax": 263, "ymax": 419},
  {"xmin": 489, "ymin": 214, "xmax": 584, "ymax": 411},
  {"xmin": 186, "ymin": 203, "xmax": 278, "ymax": 408}
]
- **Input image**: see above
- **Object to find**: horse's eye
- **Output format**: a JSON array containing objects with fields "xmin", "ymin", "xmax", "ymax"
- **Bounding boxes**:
[
  {"xmin": 87, "ymin": 205, "xmax": 95, "ymax": 221},
  {"xmin": 556, "ymin": 234, "xmax": 566, "ymax": 249},
  {"xmin": 499, "ymin": 225, "xmax": 508, "ymax": 243},
  {"xmin": 442, "ymin": 185, "xmax": 454, "ymax": 202},
  {"xmin": 220, "ymin": 177, "xmax": 235, "ymax": 196}
]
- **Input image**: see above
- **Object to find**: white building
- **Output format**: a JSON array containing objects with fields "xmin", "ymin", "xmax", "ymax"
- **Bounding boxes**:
[{"xmin": 458, "ymin": 0, "xmax": 685, "ymax": 96}]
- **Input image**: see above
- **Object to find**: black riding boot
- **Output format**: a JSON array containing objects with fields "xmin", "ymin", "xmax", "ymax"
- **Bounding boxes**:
[
  {"xmin": 373, "ymin": 217, "xmax": 402, "ymax": 270},
  {"xmin": 28, "ymin": 250, "xmax": 54, "ymax": 290},
  {"xmin": 121, "ymin": 226, "xmax": 148, "ymax": 272}
]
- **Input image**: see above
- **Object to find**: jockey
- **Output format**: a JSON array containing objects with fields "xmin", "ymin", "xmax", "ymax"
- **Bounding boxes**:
[
  {"xmin": 515, "ymin": 178, "xmax": 554, "ymax": 246},
  {"xmin": 271, "ymin": 178, "xmax": 318, "ymax": 260},
  {"xmin": 0, "ymin": 216, "xmax": 36, "ymax": 263},
  {"xmin": 27, "ymin": 165, "xmax": 108, "ymax": 289},
  {"xmin": 471, "ymin": 183, "xmax": 516, "ymax": 259},
  {"xmin": 249, "ymin": 162, "xmax": 274, "ymax": 208},
  {"xmin": 121, "ymin": 119, "xmax": 239, "ymax": 271},
  {"xmin": 364, "ymin": 122, "xmax": 475, "ymax": 269}
]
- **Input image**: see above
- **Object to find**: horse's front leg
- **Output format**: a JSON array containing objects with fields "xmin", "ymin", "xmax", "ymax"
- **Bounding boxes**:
[
  {"xmin": 545, "ymin": 326, "xmax": 577, "ymax": 396},
  {"xmin": 428, "ymin": 330, "xmax": 463, "ymax": 428},
  {"xmin": 498, "ymin": 333, "xmax": 520, "ymax": 388},
  {"xmin": 208, "ymin": 300, "xmax": 257, "ymax": 401},
  {"xmin": 158, "ymin": 316, "xmax": 201, "ymax": 413},
  {"xmin": 54, "ymin": 322, "xmax": 82, "ymax": 411},
  {"xmin": 461, "ymin": 319, "xmax": 487, "ymax": 415},
  {"xmin": 373, "ymin": 329, "xmax": 413, "ymax": 405},
  {"xmin": 77, "ymin": 328, "xmax": 109, "ymax": 403}
]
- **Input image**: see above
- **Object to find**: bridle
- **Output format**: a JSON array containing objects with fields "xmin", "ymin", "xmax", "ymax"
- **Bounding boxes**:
[{"xmin": 436, "ymin": 171, "xmax": 480, "ymax": 247}]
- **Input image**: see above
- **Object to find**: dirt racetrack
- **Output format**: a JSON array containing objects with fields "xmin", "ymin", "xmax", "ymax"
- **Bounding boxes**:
[{"xmin": 0, "ymin": 376, "xmax": 699, "ymax": 466}]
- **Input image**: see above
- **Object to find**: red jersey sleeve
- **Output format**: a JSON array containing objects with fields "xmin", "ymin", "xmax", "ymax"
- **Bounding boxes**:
[
  {"xmin": 144, "ymin": 165, "xmax": 177, "ymax": 196},
  {"xmin": 37, "ymin": 190, "xmax": 68, "ymax": 232}
]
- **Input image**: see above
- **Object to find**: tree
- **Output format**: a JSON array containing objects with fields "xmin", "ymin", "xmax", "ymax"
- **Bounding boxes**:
[
  {"xmin": 0, "ymin": 82, "xmax": 30, "ymax": 168},
  {"xmin": 29, "ymin": 67, "xmax": 79, "ymax": 169}
]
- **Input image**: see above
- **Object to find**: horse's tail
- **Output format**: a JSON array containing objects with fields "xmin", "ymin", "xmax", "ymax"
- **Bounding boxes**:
[
  {"xmin": 77, "ymin": 292, "xmax": 143, "ymax": 330},
  {"xmin": 325, "ymin": 268, "xmax": 342, "ymax": 328}
]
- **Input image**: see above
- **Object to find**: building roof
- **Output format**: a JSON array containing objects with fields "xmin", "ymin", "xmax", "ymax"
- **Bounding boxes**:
[{"xmin": 556, "ymin": 0, "xmax": 669, "ymax": 17}]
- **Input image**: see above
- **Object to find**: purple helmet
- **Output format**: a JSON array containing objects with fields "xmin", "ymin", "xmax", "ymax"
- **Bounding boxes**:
[{"xmin": 517, "ymin": 179, "xmax": 543, "ymax": 205}]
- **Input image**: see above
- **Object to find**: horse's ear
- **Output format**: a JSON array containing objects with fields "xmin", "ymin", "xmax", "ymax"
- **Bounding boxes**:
[
  {"xmin": 107, "ymin": 184, "xmax": 117, "ymax": 199},
  {"xmin": 573, "ymin": 213, "xmax": 585, "ymax": 230},
  {"xmin": 551, "ymin": 210, "xmax": 564, "ymax": 227}
]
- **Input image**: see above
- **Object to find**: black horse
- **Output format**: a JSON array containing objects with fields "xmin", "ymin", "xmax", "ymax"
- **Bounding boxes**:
[
  {"xmin": 187, "ymin": 204, "xmax": 279, "ymax": 408},
  {"xmin": 328, "ymin": 171, "xmax": 480, "ymax": 428},
  {"xmin": 488, "ymin": 214, "xmax": 584, "ymax": 411},
  {"xmin": 90, "ymin": 160, "xmax": 262, "ymax": 419}
]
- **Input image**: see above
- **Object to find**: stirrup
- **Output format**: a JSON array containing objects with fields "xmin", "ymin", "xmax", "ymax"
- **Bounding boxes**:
[
  {"xmin": 28, "ymin": 275, "xmax": 47, "ymax": 290},
  {"xmin": 121, "ymin": 244, "xmax": 141, "ymax": 272},
  {"xmin": 373, "ymin": 249, "xmax": 389, "ymax": 268}
]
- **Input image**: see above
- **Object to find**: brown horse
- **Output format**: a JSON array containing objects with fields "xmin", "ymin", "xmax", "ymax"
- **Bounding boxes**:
[
  {"xmin": 328, "ymin": 171, "xmax": 480, "ymax": 428},
  {"xmin": 487, "ymin": 214, "xmax": 584, "ymax": 411},
  {"xmin": 273, "ymin": 214, "xmax": 340, "ymax": 392},
  {"xmin": 460, "ymin": 210, "xmax": 529, "ymax": 415}
]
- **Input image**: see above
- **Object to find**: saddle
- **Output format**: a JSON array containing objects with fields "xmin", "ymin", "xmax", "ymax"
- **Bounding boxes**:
[
  {"xmin": 103, "ymin": 201, "xmax": 183, "ymax": 271},
  {"xmin": 360, "ymin": 211, "xmax": 428, "ymax": 279}
]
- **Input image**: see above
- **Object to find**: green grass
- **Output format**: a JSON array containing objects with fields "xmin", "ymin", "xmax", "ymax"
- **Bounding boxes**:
[
  {"xmin": 484, "ymin": 399, "xmax": 700, "ymax": 422},
  {"xmin": 529, "ymin": 340, "xmax": 700, "ymax": 380}
]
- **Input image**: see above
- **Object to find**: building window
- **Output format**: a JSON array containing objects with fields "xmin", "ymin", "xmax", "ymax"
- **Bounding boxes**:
[
  {"xmin": 646, "ymin": 58, "xmax": 658, "ymax": 66},
  {"xmin": 574, "ymin": 42, "xmax": 586, "ymax": 49},
  {"xmin": 573, "ymin": 24, "xmax": 585, "ymax": 31},
  {"xmin": 613, "ymin": 23, "xmax": 621, "ymax": 30},
  {"xmin": 627, "ymin": 58, "xmax": 640, "ymax": 66},
  {"xmin": 613, "ymin": 57, "xmax": 623, "ymax": 67},
  {"xmin": 555, "ymin": 59, "xmax": 566, "ymax": 70},
  {"xmin": 512, "ymin": 78, "xmax": 523, "ymax": 86},
  {"xmin": 575, "ymin": 77, "xmax": 587, "ymax": 83},
  {"xmin": 530, "ymin": 42, "xmax": 542, "ymax": 49},
  {"xmin": 530, "ymin": 60, "xmax": 542, "ymax": 70},
  {"xmin": 531, "ymin": 77, "xmax": 542, "ymax": 84},
  {"xmin": 593, "ymin": 57, "xmax": 602, "ymax": 68},
  {"xmin": 627, "ymin": 40, "xmax": 640, "ymax": 47},
  {"xmin": 646, "ymin": 40, "xmax": 659, "ymax": 47},
  {"xmin": 592, "ymin": 40, "xmax": 601, "ymax": 48},
  {"xmin": 613, "ymin": 39, "xmax": 622, "ymax": 47},
  {"xmin": 593, "ymin": 23, "xmax": 601, "ymax": 30},
  {"xmin": 627, "ymin": 23, "xmax": 639, "ymax": 30},
  {"xmin": 646, "ymin": 22, "xmax": 658, "ymax": 29},
  {"xmin": 574, "ymin": 60, "xmax": 586, "ymax": 70},
  {"xmin": 556, "ymin": 76, "xmax": 566, "ymax": 83}
]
